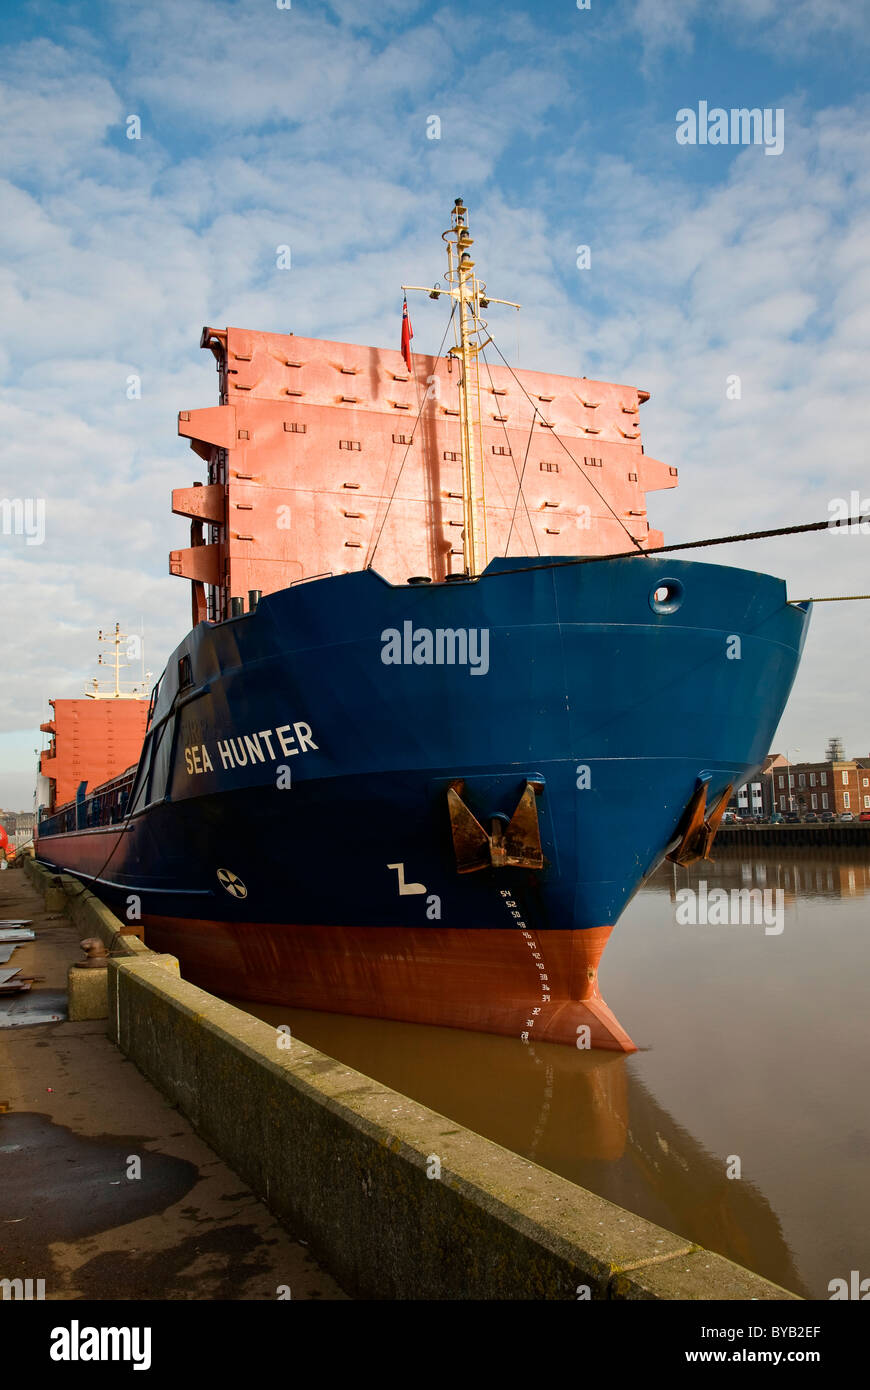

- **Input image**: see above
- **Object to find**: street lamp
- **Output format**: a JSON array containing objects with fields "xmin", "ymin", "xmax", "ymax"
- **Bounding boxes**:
[{"xmin": 787, "ymin": 747, "xmax": 800, "ymax": 811}]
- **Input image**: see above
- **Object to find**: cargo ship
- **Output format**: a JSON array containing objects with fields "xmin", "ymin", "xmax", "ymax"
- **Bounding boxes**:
[{"xmin": 36, "ymin": 200, "xmax": 811, "ymax": 1050}]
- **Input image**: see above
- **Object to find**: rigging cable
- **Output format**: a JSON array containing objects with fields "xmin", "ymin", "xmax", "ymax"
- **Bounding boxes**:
[
  {"xmin": 486, "ymin": 331, "xmax": 646, "ymax": 552},
  {"xmin": 479, "ymin": 346, "xmax": 539, "ymax": 556},
  {"xmin": 367, "ymin": 305, "xmax": 457, "ymax": 567}
]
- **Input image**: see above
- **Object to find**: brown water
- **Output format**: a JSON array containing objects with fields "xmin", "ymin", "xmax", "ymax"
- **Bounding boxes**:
[{"xmin": 231, "ymin": 849, "xmax": 870, "ymax": 1299}]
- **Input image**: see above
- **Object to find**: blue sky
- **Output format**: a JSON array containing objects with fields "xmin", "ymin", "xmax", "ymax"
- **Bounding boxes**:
[{"xmin": 1, "ymin": 0, "xmax": 869, "ymax": 807}]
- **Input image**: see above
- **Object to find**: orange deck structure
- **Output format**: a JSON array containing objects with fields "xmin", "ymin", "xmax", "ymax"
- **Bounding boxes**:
[
  {"xmin": 39, "ymin": 698, "xmax": 149, "ymax": 813},
  {"xmin": 172, "ymin": 327, "xmax": 678, "ymax": 623}
]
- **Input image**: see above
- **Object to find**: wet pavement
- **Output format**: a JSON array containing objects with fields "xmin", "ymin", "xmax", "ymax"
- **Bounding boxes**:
[{"xmin": 0, "ymin": 867, "xmax": 347, "ymax": 1301}]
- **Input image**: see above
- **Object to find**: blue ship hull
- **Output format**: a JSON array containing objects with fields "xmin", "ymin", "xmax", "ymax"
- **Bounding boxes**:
[{"xmin": 37, "ymin": 555, "xmax": 810, "ymax": 1049}]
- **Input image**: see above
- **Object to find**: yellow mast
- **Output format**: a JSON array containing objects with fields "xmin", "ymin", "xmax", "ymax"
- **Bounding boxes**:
[{"xmin": 403, "ymin": 198, "xmax": 520, "ymax": 577}]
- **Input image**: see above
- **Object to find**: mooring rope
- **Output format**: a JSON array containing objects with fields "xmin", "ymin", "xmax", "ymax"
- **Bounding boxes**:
[
  {"xmin": 793, "ymin": 594, "xmax": 870, "ymax": 602},
  {"xmin": 477, "ymin": 513, "xmax": 870, "ymax": 582}
]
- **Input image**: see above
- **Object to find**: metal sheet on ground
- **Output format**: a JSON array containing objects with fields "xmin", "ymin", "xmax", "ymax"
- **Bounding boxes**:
[{"xmin": 0, "ymin": 990, "xmax": 66, "ymax": 1026}]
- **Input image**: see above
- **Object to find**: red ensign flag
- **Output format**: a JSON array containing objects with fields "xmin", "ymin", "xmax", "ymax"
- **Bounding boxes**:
[{"xmin": 401, "ymin": 296, "xmax": 414, "ymax": 371}]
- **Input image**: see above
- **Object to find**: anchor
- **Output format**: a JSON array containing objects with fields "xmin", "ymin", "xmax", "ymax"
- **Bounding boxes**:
[
  {"xmin": 666, "ymin": 776, "xmax": 733, "ymax": 867},
  {"xmin": 447, "ymin": 778, "xmax": 544, "ymax": 873}
]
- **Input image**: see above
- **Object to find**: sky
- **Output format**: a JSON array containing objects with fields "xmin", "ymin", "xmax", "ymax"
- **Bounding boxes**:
[{"xmin": 1, "ymin": 0, "xmax": 869, "ymax": 809}]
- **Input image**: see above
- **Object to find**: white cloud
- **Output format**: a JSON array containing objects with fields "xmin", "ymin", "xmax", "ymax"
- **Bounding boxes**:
[
  {"xmin": 1, "ymin": 0, "xmax": 868, "ymax": 810},
  {"xmin": 627, "ymin": 0, "xmax": 870, "ymax": 65}
]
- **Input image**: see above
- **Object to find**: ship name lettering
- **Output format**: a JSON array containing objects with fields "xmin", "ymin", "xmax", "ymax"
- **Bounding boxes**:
[
  {"xmin": 244, "ymin": 734, "xmax": 266, "ymax": 764},
  {"xmin": 275, "ymin": 723, "xmax": 318, "ymax": 757},
  {"xmin": 184, "ymin": 745, "xmax": 214, "ymax": 775},
  {"xmin": 186, "ymin": 722, "xmax": 319, "ymax": 776}
]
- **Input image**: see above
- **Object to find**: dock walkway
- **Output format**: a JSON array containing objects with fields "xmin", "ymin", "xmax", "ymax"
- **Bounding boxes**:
[{"xmin": 0, "ymin": 867, "xmax": 347, "ymax": 1301}]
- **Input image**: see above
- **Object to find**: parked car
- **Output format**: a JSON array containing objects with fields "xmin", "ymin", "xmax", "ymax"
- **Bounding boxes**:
[
  {"xmin": 803, "ymin": 812, "xmax": 819, "ymax": 823},
  {"xmin": 721, "ymin": 811, "xmax": 739, "ymax": 824},
  {"xmin": 769, "ymin": 812, "xmax": 784, "ymax": 824},
  {"xmin": 860, "ymin": 811, "xmax": 870, "ymax": 823},
  {"xmin": 820, "ymin": 811, "xmax": 835, "ymax": 822},
  {"xmin": 784, "ymin": 812, "xmax": 801, "ymax": 823},
  {"xmin": 840, "ymin": 812, "xmax": 855, "ymax": 821}
]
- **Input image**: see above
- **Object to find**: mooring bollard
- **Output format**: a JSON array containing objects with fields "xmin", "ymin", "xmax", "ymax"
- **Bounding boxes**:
[{"xmin": 67, "ymin": 938, "xmax": 110, "ymax": 1020}]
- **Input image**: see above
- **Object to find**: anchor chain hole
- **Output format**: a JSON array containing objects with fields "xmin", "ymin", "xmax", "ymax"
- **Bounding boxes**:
[{"xmin": 650, "ymin": 578, "xmax": 685, "ymax": 614}]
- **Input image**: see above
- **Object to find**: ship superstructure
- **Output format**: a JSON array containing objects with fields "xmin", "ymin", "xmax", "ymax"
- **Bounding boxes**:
[{"xmin": 171, "ymin": 201, "xmax": 675, "ymax": 622}]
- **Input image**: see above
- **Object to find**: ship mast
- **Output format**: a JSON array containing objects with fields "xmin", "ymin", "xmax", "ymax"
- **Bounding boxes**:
[
  {"xmin": 85, "ymin": 623, "xmax": 150, "ymax": 700},
  {"xmin": 403, "ymin": 198, "xmax": 520, "ymax": 577}
]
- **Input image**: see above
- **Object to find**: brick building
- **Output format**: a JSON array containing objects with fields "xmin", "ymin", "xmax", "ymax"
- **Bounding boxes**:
[
  {"xmin": 732, "ymin": 749, "xmax": 870, "ymax": 817},
  {"xmin": 769, "ymin": 756, "xmax": 870, "ymax": 815}
]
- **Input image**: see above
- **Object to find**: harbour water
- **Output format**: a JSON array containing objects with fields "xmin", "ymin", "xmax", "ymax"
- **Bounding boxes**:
[{"xmin": 233, "ymin": 847, "xmax": 870, "ymax": 1299}]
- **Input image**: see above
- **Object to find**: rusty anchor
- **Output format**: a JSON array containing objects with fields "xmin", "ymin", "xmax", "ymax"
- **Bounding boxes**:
[
  {"xmin": 447, "ymin": 779, "xmax": 545, "ymax": 873},
  {"xmin": 666, "ymin": 778, "xmax": 733, "ymax": 867}
]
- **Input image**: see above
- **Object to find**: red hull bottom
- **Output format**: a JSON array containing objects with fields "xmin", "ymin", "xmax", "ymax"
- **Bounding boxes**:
[{"xmin": 143, "ymin": 917, "xmax": 637, "ymax": 1053}]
